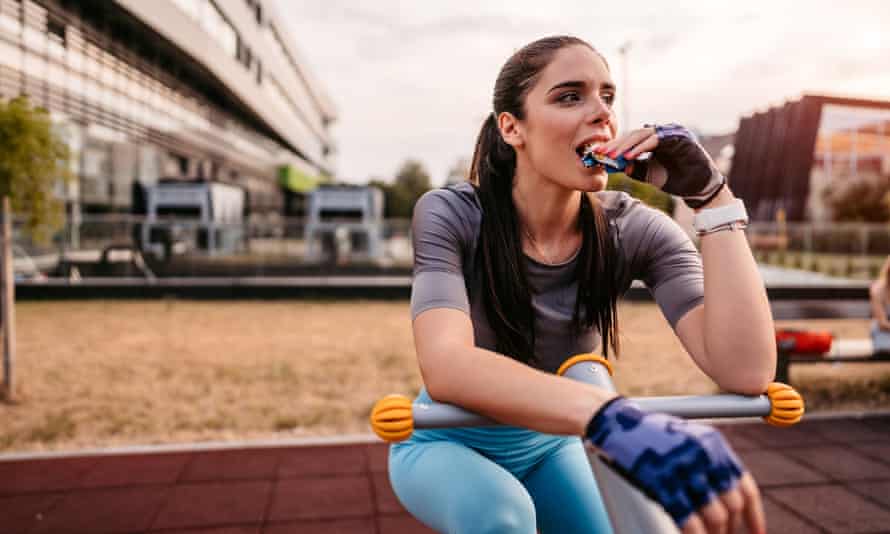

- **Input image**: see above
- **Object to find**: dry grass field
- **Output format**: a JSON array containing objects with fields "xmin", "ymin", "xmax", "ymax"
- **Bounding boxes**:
[{"xmin": 2, "ymin": 299, "xmax": 889, "ymax": 453}]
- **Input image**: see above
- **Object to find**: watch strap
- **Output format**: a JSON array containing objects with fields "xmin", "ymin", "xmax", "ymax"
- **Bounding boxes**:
[{"xmin": 693, "ymin": 198, "xmax": 748, "ymax": 234}]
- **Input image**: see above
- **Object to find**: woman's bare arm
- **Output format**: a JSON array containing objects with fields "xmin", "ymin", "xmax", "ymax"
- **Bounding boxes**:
[
  {"xmin": 413, "ymin": 307, "xmax": 616, "ymax": 436},
  {"xmin": 674, "ymin": 187, "xmax": 776, "ymax": 395}
]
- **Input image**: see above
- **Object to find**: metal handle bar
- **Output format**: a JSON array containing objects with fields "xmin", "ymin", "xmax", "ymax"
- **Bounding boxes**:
[
  {"xmin": 389, "ymin": 392, "xmax": 775, "ymax": 432},
  {"xmin": 371, "ymin": 354, "xmax": 805, "ymax": 442}
]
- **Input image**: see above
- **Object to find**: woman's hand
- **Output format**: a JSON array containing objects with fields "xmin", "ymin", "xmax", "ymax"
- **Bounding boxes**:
[
  {"xmin": 595, "ymin": 124, "xmax": 725, "ymax": 208},
  {"xmin": 586, "ymin": 397, "xmax": 766, "ymax": 534}
]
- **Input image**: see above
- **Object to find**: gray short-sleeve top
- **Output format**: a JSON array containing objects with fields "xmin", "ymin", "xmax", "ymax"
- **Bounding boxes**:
[{"xmin": 410, "ymin": 181, "xmax": 704, "ymax": 373}]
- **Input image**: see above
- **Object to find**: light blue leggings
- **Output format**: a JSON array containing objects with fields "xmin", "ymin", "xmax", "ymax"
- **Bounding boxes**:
[{"xmin": 388, "ymin": 391, "xmax": 613, "ymax": 533}]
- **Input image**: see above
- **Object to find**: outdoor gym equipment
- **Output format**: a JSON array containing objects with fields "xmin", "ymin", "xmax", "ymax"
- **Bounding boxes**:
[
  {"xmin": 370, "ymin": 353, "xmax": 805, "ymax": 534},
  {"xmin": 775, "ymin": 328, "xmax": 890, "ymax": 383}
]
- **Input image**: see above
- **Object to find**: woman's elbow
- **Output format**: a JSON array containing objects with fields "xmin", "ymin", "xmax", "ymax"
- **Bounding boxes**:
[
  {"xmin": 714, "ymin": 365, "xmax": 774, "ymax": 395},
  {"xmin": 713, "ymin": 343, "xmax": 776, "ymax": 394},
  {"xmin": 423, "ymin": 373, "xmax": 451, "ymax": 403},
  {"xmin": 718, "ymin": 372, "xmax": 773, "ymax": 396},
  {"xmin": 417, "ymin": 349, "xmax": 459, "ymax": 404}
]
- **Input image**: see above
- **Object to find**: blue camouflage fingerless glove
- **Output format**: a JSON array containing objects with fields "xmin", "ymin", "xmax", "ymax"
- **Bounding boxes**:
[
  {"xmin": 628, "ymin": 123, "xmax": 726, "ymax": 208},
  {"xmin": 586, "ymin": 396, "xmax": 744, "ymax": 527}
]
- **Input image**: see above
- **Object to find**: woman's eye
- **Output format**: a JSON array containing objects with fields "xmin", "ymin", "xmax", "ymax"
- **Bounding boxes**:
[
  {"xmin": 602, "ymin": 93, "xmax": 616, "ymax": 106},
  {"xmin": 557, "ymin": 92, "xmax": 581, "ymax": 104}
]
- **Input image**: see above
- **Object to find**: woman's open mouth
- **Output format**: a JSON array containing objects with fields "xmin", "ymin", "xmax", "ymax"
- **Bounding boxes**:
[{"xmin": 576, "ymin": 144, "xmax": 627, "ymax": 172}]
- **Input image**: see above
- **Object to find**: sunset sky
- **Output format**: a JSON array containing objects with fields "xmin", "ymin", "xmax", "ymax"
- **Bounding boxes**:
[{"xmin": 277, "ymin": 1, "xmax": 890, "ymax": 185}]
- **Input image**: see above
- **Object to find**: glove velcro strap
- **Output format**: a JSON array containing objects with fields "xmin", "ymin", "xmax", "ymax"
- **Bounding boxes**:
[
  {"xmin": 585, "ymin": 395, "xmax": 627, "ymax": 446},
  {"xmin": 683, "ymin": 177, "xmax": 727, "ymax": 209}
]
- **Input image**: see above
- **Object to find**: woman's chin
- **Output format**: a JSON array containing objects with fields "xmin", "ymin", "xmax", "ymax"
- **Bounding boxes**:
[{"xmin": 580, "ymin": 167, "xmax": 608, "ymax": 192}]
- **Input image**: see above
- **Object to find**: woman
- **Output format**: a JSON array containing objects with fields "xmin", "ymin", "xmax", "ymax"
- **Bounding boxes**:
[
  {"xmin": 870, "ymin": 256, "xmax": 890, "ymax": 352},
  {"xmin": 389, "ymin": 35, "xmax": 775, "ymax": 534}
]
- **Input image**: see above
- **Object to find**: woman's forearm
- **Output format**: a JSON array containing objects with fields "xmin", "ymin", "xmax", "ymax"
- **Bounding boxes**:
[
  {"xmin": 697, "ymin": 187, "xmax": 776, "ymax": 393},
  {"xmin": 419, "ymin": 339, "xmax": 616, "ymax": 436}
]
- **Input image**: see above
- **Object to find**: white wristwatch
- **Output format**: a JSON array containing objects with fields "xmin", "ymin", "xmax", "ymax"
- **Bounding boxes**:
[{"xmin": 692, "ymin": 199, "xmax": 749, "ymax": 236}]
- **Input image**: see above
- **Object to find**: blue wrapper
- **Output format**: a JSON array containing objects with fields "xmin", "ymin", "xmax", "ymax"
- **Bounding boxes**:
[{"xmin": 581, "ymin": 152, "xmax": 629, "ymax": 173}]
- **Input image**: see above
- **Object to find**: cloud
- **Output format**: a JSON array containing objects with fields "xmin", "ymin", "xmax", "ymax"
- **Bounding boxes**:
[{"xmin": 278, "ymin": 1, "xmax": 890, "ymax": 185}]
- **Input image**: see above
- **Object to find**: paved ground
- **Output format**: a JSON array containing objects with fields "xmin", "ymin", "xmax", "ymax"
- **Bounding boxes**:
[{"xmin": 1, "ymin": 412, "xmax": 888, "ymax": 534}]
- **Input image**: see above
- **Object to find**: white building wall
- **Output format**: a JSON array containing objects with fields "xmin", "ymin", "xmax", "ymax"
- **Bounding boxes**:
[{"xmin": 115, "ymin": 0, "xmax": 335, "ymax": 170}]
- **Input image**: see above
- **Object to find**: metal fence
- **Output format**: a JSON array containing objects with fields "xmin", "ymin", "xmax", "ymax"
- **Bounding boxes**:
[
  {"xmin": 9, "ymin": 216, "xmax": 890, "ymax": 281},
  {"xmin": 747, "ymin": 222, "xmax": 890, "ymax": 280},
  {"xmin": 11, "ymin": 214, "xmax": 413, "ymax": 280}
]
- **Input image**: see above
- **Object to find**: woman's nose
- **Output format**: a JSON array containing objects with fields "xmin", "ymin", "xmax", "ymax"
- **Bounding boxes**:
[{"xmin": 587, "ymin": 98, "xmax": 613, "ymax": 125}]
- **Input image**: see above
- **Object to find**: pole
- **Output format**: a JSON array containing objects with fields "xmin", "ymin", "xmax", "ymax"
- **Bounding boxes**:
[
  {"xmin": 618, "ymin": 41, "xmax": 632, "ymax": 130},
  {"xmin": 1, "ymin": 196, "xmax": 15, "ymax": 400},
  {"xmin": 560, "ymin": 357, "xmax": 680, "ymax": 533}
]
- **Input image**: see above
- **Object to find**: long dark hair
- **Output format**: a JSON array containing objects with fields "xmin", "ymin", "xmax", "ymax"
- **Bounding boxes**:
[{"xmin": 468, "ymin": 35, "xmax": 621, "ymax": 365}]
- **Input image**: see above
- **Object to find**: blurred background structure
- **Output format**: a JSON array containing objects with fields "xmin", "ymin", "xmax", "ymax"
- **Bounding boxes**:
[
  {"xmin": 731, "ymin": 95, "xmax": 890, "ymax": 224},
  {"xmin": 1, "ymin": 0, "xmax": 889, "ymax": 284},
  {"xmin": 716, "ymin": 95, "xmax": 890, "ymax": 282},
  {"xmin": 0, "ymin": 0, "xmax": 387, "ymax": 277}
]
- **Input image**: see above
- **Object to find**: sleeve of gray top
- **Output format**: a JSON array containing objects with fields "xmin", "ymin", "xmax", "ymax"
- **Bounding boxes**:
[
  {"xmin": 409, "ymin": 189, "xmax": 472, "ymax": 320},
  {"xmin": 621, "ymin": 202, "xmax": 704, "ymax": 327}
]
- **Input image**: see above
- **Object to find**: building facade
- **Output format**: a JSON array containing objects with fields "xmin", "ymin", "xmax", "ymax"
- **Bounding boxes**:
[
  {"xmin": 729, "ymin": 94, "xmax": 890, "ymax": 222},
  {"xmin": 0, "ymin": 0, "xmax": 336, "ymax": 218}
]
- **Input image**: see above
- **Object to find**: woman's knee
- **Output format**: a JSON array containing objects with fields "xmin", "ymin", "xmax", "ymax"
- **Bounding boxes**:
[
  {"xmin": 471, "ymin": 504, "xmax": 536, "ymax": 534},
  {"xmin": 447, "ymin": 487, "xmax": 536, "ymax": 534}
]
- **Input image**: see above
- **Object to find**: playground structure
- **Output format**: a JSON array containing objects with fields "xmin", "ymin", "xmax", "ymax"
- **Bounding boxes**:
[
  {"xmin": 303, "ymin": 185, "xmax": 385, "ymax": 265},
  {"xmin": 139, "ymin": 181, "xmax": 246, "ymax": 260},
  {"xmin": 775, "ymin": 328, "xmax": 890, "ymax": 383},
  {"xmin": 370, "ymin": 354, "xmax": 805, "ymax": 534}
]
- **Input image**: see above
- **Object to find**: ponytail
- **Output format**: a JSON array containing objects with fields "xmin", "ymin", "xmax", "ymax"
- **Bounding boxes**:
[{"xmin": 470, "ymin": 114, "xmax": 537, "ymax": 364}]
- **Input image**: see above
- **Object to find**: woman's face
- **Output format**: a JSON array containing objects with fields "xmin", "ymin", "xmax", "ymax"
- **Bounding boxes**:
[{"xmin": 514, "ymin": 45, "xmax": 617, "ymax": 192}]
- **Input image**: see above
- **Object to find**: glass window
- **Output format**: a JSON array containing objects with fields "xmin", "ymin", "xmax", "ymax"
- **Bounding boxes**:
[
  {"xmin": 67, "ymin": 49, "xmax": 82, "ymax": 71},
  {"xmin": 171, "ymin": 0, "xmax": 201, "ymax": 20},
  {"xmin": 815, "ymin": 104, "xmax": 890, "ymax": 180},
  {"xmin": 47, "ymin": 17, "xmax": 64, "ymax": 46},
  {"xmin": 69, "ymin": 72, "xmax": 84, "ymax": 97},
  {"xmin": 22, "ymin": 50, "xmax": 45, "ymax": 77},
  {"xmin": 22, "ymin": 25, "xmax": 45, "ymax": 49},
  {"xmin": 47, "ymin": 61, "xmax": 64, "ymax": 85},
  {"xmin": 0, "ymin": 10, "xmax": 22, "ymax": 36},
  {"xmin": 808, "ymin": 103, "xmax": 890, "ymax": 220},
  {"xmin": 0, "ymin": 40, "xmax": 19, "ymax": 69}
]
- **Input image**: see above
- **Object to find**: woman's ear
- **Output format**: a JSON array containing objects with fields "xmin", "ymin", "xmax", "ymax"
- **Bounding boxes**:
[{"xmin": 497, "ymin": 112, "xmax": 524, "ymax": 149}]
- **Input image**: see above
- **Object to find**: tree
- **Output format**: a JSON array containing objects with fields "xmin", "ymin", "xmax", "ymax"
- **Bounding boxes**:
[
  {"xmin": 822, "ymin": 175, "xmax": 890, "ymax": 222},
  {"xmin": 0, "ymin": 96, "xmax": 71, "ymax": 400},
  {"xmin": 370, "ymin": 159, "xmax": 432, "ymax": 218}
]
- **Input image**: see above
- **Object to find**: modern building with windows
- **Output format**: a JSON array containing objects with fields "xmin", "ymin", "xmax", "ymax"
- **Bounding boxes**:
[
  {"xmin": 0, "ymin": 0, "xmax": 337, "ymax": 220},
  {"xmin": 729, "ymin": 94, "xmax": 890, "ymax": 222}
]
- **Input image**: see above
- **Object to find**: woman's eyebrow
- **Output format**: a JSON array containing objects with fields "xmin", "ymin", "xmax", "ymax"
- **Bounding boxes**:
[{"xmin": 547, "ymin": 80, "xmax": 616, "ymax": 94}]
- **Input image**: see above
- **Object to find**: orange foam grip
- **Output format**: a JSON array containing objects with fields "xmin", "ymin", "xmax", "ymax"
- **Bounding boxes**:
[
  {"xmin": 764, "ymin": 382, "xmax": 805, "ymax": 427},
  {"xmin": 370, "ymin": 394, "xmax": 414, "ymax": 442}
]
